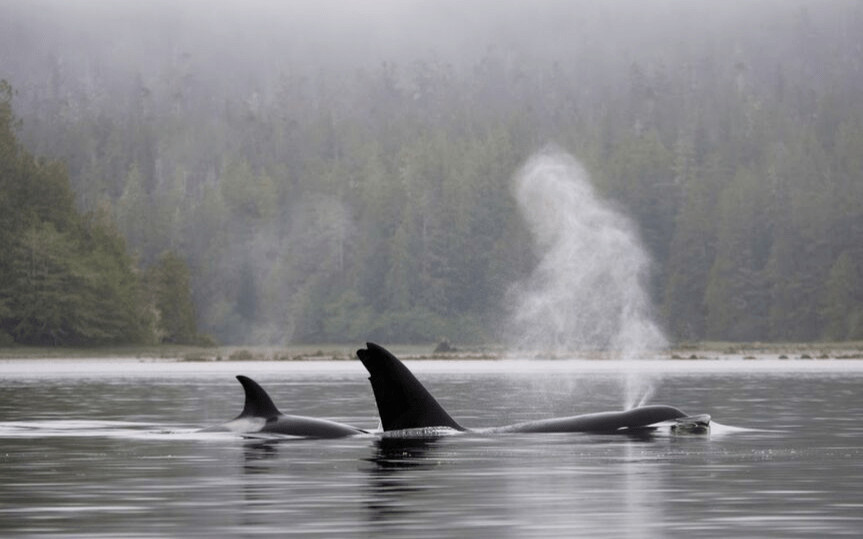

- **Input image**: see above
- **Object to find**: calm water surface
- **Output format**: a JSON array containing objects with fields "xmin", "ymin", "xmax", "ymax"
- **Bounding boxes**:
[{"xmin": 1, "ymin": 358, "xmax": 862, "ymax": 538}]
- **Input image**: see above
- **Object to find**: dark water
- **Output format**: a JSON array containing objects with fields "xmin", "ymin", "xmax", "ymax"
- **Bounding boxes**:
[{"xmin": 1, "ymin": 359, "xmax": 862, "ymax": 538}]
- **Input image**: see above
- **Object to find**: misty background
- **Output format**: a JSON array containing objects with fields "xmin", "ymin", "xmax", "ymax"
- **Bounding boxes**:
[{"xmin": 1, "ymin": 0, "xmax": 861, "ymax": 346}]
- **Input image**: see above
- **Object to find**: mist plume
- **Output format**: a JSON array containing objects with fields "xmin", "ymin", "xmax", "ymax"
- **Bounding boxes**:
[{"xmin": 507, "ymin": 148, "xmax": 667, "ymax": 357}]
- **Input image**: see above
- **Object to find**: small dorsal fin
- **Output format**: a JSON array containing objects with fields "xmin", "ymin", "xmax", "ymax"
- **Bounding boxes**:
[
  {"xmin": 235, "ymin": 375, "xmax": 281, "ymax": 419},
  {"xmin": 356, "ymin": 342, "xmax": 463, "ymax": 431}
]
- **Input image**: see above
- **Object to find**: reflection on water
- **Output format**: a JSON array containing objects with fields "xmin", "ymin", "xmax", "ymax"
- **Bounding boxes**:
[
  {"xmin": 365, "ymin": 437, "xmax": 442, "ymax": 529},
  {"xmin": 369, "ymin": 436, "xmax": 443, "ymax": 469},
  {"xmin": 1, "ymin": 360, "xmax": 863, "ymax": 537}
]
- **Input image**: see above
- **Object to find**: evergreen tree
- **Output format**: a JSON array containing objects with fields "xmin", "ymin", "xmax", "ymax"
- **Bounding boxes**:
[
  {"xmin": 705, "ymin": 167, "xmax": 771, "ymax": 341},
  {"xmin": 821, "ymin": 252, "xmax": 862, "ymax": 340},
  {"xmin": 0, "ymin": 82, "xmax": 184, "ymax": 346},
  {"xmin": 146, "ymin": 251, "xmax": 199, "ymax": 344},
  {"xmin": 4, "ymin": 0, "xmax": 863, "ymax": 345}
]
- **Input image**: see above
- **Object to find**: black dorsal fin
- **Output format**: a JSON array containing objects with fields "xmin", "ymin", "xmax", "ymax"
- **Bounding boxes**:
[
  {"xmin": 356, "ymin": 342, "xmax": 463, "ymax": 431},
  {"xmin": 235, "ymin": 375, "xmax": 281, "ymax": 419}
]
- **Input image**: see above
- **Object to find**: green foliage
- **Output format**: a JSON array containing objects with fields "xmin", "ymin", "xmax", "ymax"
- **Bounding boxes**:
[
  {"xmin": 821, "ymin": 252, "xmax": 863, "ymax": 341},
  {"xmin": 0, "ymin": 83, "xmax": 200, "ymax": 346},
  {"xmin": 0, "ymin": 182, "xmax": 145, "ymax": 346},
  {"xmin": 662, "ymin": 164, "xmax": 717, "ymax": 340},
  {"xmin": 705, "ymin": 167, "xmax": 771, "ymax": 341},
  {"xmin": 145, "ymin": 251, "xmax": 200, "ymax": 345},
  {"xmin": 4, "ymin": 2, "xmax": 863, "ymax": 344}
]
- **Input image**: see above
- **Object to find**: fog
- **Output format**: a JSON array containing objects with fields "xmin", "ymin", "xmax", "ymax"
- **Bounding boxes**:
[
  {"xmin": 2, "ymin": 0, "xmax": 860, "ymax": 346},
  {"xmin": 508, "ymin": 148, "xmax": 666, "ymax": 355},
  {"xmin": 3, "ymin": 0, "xmax": 838, "ymax": 109}
]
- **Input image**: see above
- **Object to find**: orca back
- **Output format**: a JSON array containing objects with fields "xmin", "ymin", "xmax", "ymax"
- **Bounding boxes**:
[
  {"xmin": 357, "ymin": 342, "xmax": 464, "ymax": 431},
  {"xmin": 495, "ymin": 404, "xmax": 690, "ymax": 433}
]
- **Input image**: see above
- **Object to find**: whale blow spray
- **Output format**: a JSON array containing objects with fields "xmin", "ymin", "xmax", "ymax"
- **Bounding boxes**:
[{"xmin": 507, "ymin": 148, "xmax": 667, "ymax": 360}]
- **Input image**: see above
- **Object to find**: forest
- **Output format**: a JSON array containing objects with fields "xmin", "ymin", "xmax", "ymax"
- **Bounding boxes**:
[
  {"xmin": 0, "ymin": 81, "xmax": 203, "ymax": 346},
  {"xmin": 1, "ymin": 0, "xmax": 862, "ymax": 346}
]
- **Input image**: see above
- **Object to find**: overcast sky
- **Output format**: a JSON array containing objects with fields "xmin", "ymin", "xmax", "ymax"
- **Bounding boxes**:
[{"xmin": 2, "ymin": 0, "xmax": 828, "ymax": 78}]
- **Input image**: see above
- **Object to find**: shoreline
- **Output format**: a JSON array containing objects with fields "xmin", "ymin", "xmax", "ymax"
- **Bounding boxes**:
[{"xmin": 0, "ymin": 341, "xmax": 861, "ymax": 362}]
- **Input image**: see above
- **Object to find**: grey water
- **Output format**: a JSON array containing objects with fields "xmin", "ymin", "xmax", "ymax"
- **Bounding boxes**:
[{"xmin": 2, "ymin": 359, "xmax": 863, "ymax": 538}]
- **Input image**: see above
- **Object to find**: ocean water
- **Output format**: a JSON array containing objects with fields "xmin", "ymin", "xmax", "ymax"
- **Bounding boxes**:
[{"xmin": 1, "ymin": 358, "xmax": 862, "ymax": 538}]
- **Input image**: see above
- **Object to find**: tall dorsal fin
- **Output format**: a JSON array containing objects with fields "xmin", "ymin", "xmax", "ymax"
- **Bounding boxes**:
[
  {"xmin": 235, "ymin": 375, "xmax": 281, "ymax": 419},
  {"xmin": 356, "ymin": 342, "xmax": 463, "ymax": 431}
]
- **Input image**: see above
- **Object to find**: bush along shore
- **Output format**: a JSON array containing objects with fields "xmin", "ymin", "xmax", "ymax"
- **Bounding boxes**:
[{"xmin": 1, "ymin": 341, "xmax": 861, "ymax": 362}]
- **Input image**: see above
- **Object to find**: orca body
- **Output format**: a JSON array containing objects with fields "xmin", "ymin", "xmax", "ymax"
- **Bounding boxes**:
[
  {"xmin": 204, "ymin": 375, "xmax": 367, "ymax": 438},
  {"xmin": 485, "ymin": 405, "xmax": 697, "ymax": 434},
  {"xmin": 356, "ymin": 342, "xmax": 709, "ymax": 435}
]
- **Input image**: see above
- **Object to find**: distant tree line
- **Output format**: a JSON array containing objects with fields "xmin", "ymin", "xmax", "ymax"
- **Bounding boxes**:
[
  {"xmin": 3, "ymin": 2, "xmax": 862, "ymax": 345},
  {"xmin": 0, "ymin": 82, "xmax": 205, "ymax": 346}
]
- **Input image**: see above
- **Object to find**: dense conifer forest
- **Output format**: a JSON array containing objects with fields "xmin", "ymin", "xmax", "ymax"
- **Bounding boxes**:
[
  {"xmin": 0, "ymin": 82, "xmax": 203, "ymax": 345},
  {"xmin": 1, "ymin": 1, "xmax": 861, "ymax": 346}
]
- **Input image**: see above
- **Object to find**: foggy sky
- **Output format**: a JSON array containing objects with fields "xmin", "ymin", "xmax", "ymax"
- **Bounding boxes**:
[
  {"xmin": 2, "ymin": 0, "xmax": 860, "ymax": 345},
  {"xmin": 3, "ymin": 0, "xmax": 846, "ymax": 98}
]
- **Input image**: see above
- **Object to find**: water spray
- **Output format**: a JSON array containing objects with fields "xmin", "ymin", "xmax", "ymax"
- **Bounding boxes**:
[{"xmin": 506, "ymin": 148, "xmax": 667, "ymax": 407}]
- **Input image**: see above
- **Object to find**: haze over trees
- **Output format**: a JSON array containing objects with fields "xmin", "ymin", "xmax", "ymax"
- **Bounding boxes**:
[
  {"xmin": 1, "ymin": 0, "xmax": 861, "ymax": 345},
  {"xmin": 0, "ymin": 81, "xmax": 203, "ymax": 345}
]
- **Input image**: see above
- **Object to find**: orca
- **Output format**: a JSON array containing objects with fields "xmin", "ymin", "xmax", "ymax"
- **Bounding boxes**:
[
  {"xmin": 356, "ymin": 342, "xmax": 709, "ymax": 435},
  {"xmin": 203, "ymin": 375, "xmax": 367, "ymax": 438}
]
